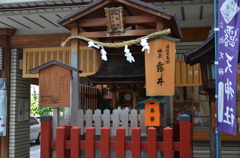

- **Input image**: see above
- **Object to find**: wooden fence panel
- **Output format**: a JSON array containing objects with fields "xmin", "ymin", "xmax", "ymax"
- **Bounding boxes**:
[
  {"xmin": 175, "ymin": 59, "xmax": 202, "ymax": 86},
  {"xmin": 121, "ymin": 109, "xmax": 129, "ymax": 136},
  {"xmin": 76, "ymin": 109, "xmax": 149, "ymax": 136},
  {"xmin": 130, "ymin": 109, "xmax": 138, "ymax": 135},
  {"xmin": 85, "ymin": 109, "xmax": 93, "ymax": 130},
  {"xmin": 140, "ymin": 110, "xmax": 147, "ymax": 136},
  {"xmin": 77, "ymin": 109, "xmax": 84, "ymax": 135},
  {"xmin": 79, "ymin": 84, "xmax": 98, "ymax": 111},
  {"xmin": 23, "ymin": 47, "xmax": 99, "ymax": 78},
  {"xmin": 41, "ymin": 114, "xmax": 191, "ymax": 158},
  {"xmin": 111, "ymin": 109, "xmax": 120, "ymax": 136},
  {"xmin": 94, "ymin": 109, "xmax": 102, "ymax": 135},
  {"xmin": 103, "ymin": 110, "xmax": 111, "ymax": 127}
]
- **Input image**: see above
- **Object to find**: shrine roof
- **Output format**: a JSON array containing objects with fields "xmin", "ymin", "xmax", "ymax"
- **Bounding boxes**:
[
  {"xmin": 183, "ymin": 33, "xmax": 214, "ymax": 66},
  {"xmin": 87, "ymin": 53, "xmax": 145, "ymax": 84},
  {"xmin": 57, "ymin": 0, "xmax": 182, "ymax": 39},
  {"xmin": 29, "ymin": 60, "xmax": 82, "ymax": 74}
]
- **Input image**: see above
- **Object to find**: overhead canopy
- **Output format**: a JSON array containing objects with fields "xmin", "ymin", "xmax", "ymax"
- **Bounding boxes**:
[
  {"xmin": 184, "ymin": 33, "xmax": 240, "ymax": 65},
  {"xmin": 183, "ymin": 33, "xmax": 214, "ymax": 66},
  {"xmin": 87, "ymin": 53, "xmax": 145, "ymax": 84}
]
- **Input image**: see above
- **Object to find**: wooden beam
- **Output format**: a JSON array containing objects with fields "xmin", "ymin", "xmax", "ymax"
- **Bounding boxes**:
[
  {"xmin": 79, "ymin": 29, "xmax": 156, "ymax": 38},
  {"xmin": 180, "ymin": 27, "xmax": 211, "ymax": 42},
  {"xmin": 9, "ymin": 27, "xmax": 211, "ymax": 49},
  {"xmin": 79, "ymin": 16, "xmax": 158, "ymax": 27},
  {"xmin": 10, "ymin": 33, "xmax": 71, "ymax": 48}
]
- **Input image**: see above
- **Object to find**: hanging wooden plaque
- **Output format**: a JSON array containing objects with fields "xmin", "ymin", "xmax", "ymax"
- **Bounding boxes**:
[
  {"xmin": 145, "ymin": 38, "xmax": 176, "ymax": 96},
  {"xmin": 105, "ymin": 7, "xmax": 124, "ymax": 33}
]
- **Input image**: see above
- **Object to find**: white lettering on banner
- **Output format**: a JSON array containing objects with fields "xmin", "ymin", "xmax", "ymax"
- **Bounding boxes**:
[
  {"xmin": 225, "ymin": 78, "xmax": 234, "ymax": 101},
  {"xmin": 223, "ymin": 106, "xmax": 235, "ymax": 127},
  {"xmin": 219, "ymin": 25, "xmax": 239, "ymax": 47},
  {"xmin": 225, "ymin": 53, "xmax": 233, "ymax": 73},
  {"xmin": 219, "ymin": 52, "xmax": 224, "ymax": 60},
  {"xmin": 218, "ymin": 68, "xmax": 224, "ymax": 75}
]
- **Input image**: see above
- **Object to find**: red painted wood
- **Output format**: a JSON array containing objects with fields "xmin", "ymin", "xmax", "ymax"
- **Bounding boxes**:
[
  {"xmin": 132, "ymin": 127, "xmax": 141, "ymax": 158},
  {"xmin": 148, "ymin": 127, "xmax": 156, "ymax": 158},
  {"xmin": 40, "ymin": 120, "xmax": 52, "ymax": 158},
  {"xmin": 116, "ymin": 127, "xmax": 125, "ymax": 158},
  {"xmin": 56, "ymin": 126, "xmax": 66, "ymax": 158},
  {"xmin": 180, "ymin": 120, "xmax": 190, "ymax": 158},
  {"xmin": 71, "ymin": 126, "xmax": 80, "ymax": 158},
  {"xmin": 86, "ymin": 127, "xmax": 95, "ymax": 158},
  {"xmin": 65, "ymin": 124, "xmax": 71, "ymax": 158},
  {"xmin": 101, "ymin": 127, "xmax": 110, "ymax": 158},
  {"xmin": 163, "ymin": 127, "xmax": 173, "ymax": 158},
  {"xmin": 49, "ymin": 122, "xmax": 190, "ymax": 157}
]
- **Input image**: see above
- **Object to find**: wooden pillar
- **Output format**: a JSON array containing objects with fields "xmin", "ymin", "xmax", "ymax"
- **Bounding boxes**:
[
  {"xmin": 0, "ymin": 28, "xmax": 15, "ymax": 158},
  {"xmin": 70, "ymin": 24, "xmax": 79, "ymax": 125}
]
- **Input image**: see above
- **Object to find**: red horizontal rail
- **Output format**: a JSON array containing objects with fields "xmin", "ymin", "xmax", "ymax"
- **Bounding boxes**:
[{"xmin": 41, "ymin": 114, "xmax": 190, "ymax": 158}]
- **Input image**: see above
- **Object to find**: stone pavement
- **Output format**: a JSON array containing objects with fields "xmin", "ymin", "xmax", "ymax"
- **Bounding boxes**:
[{"xmin": 30, "ymin": 144, "xmax": 40, "ymax": 158}]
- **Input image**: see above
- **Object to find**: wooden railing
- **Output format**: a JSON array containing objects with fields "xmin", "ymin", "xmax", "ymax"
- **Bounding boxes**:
[
  {"xmin": 79, "ymin": 84, "xmax": 98, "ymax": 111},
  {"xmin": 40, "ymin": 114, "xmax": 191, "ymax": 158},
  {"xmin": 75, "ymin": 109, "xmax": 146, "ymax": 136}
]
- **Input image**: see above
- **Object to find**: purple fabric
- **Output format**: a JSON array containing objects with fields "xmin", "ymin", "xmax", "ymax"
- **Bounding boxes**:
[{"xmin": 217, "ymin": 0, "xmax": 240, "ymax": 135}]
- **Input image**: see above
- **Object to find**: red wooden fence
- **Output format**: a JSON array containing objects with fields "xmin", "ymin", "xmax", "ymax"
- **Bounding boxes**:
[{"xmin": 40, "ymin": 114, "xmax": 191, "ymax": 158}]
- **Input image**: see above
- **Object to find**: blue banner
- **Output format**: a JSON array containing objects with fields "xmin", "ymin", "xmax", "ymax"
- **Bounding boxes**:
[{"xmin": 217, "ymin": 0, "xmax": 240, "ymax": 135}]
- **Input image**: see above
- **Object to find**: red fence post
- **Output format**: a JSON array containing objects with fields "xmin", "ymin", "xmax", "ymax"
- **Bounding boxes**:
[
  {"xmin": 64, "ymin": 124, "xmax": 71, "ymax": 158},
  {"xmin": 116, "ymin": 127, "xmax": 125, "ymax": 158},
  {"xmin": 148, "ymin": 127, "xmax": 156, "ymax": 158},
  {"xmin": 101, "ymin": 127, "xmax": 110, "ymax": 158},
  {"xmin": 180, "ymin": 114, "xmax": 190, "ymax": 158},
  {"xmin": 132, "ymin": 127, "xmax": 141, "ymax": 158},
  {"xmin": 56, "ymin": 126, "xmax": 66, "ymax": 158},
  {"xmin": 163, "ymin": 127, "xmax": 173, "ymax": 158},
  {"xmin": 40, "ymin": 115, "xmax": 52, "ymax": 158},
  {"xmin": 86, "ymin": 127, "xmax": 95, "ymax": 158},
  {"xmin": 70, "ymin": 126, "xmax": 80, "ymax": 158}
]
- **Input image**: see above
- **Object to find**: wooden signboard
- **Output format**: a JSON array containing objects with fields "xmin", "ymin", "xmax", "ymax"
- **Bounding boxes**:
[
  {"xmin": 39, "ymin": 65, "xmax": 71, "ymax": 107},
  {"xmin": 145, "ymin": 99, "xmax": 161, "ymax": 126},
  {"xmin": 145, "ymin": 38, "xmax": 176, "ymax": 96},
  {"xmin": 105, "ymin": 7, "xmax": 124, "ymax": 33},
  {"xmin": 29, "ymin": 60, "xmax": 82, "ymax": 107}
]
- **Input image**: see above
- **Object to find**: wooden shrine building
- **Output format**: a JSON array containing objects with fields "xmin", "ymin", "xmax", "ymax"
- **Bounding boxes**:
[{"xmin": 56, "ymin": 0, "xmax": 182, "ymax": 112}]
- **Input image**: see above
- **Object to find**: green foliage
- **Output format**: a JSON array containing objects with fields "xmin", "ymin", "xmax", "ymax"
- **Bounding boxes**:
[
  {"xmin": 99, "ymin": 99, "xmax": 113, "ymax": 113},
  {"xmin": 30, "ymin": 94, "xmax": 52, "ymax": 117}
]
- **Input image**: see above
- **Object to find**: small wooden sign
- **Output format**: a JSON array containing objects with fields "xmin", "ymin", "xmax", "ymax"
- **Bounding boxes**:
[
  {"xmin": 145, "ymin": 38, "xmax": 176, "ymax": 96},
  {"xmin": 105, "ymin": 7, "xmax": 124, "ymax": 33},
  {"xmin": 39, "ymin": 65, "xmax": 71, "ymax": 107},
  {"xmin": 29, "ymin": 60, "xmax": 82, "ymax": 107},
  {"xmin": 145, "ymin": 99, "xmax": 161, "ymax": 126}
]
